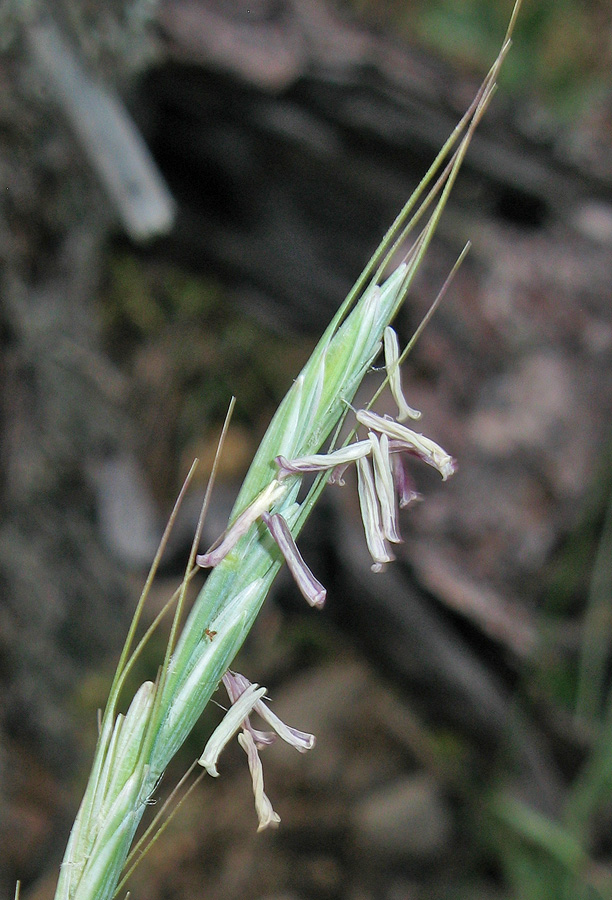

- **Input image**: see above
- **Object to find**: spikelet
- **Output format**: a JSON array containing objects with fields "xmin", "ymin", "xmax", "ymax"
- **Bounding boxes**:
[{"xmin": 52, "ymin": 18, "xmax": 518, "ymax": 897}]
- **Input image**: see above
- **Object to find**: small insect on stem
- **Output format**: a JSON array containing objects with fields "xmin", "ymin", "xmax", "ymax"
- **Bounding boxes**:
[{"xmin": 204, "ymin": 629, "xmax": 217, "ymax": 642}]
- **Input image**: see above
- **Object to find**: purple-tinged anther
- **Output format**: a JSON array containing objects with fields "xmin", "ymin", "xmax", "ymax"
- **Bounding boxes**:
[
  {"xmin": 383, "ymin": 326, "xmax": 422, "ymax": 422},
  {"xmin": 223, "ymin": 671, "xmax": 276, "ymax": 748},
  {"xmin": 225, "ymin": 670, "xmax": 316, "ymax": 754},
  {"xmin": 196, "ymin": 480, "xmax": 284, "ymax": 567},
  {"xmin": 223, "ymin": 669, "xmax": 249, "ymax": 702},
  {"xmin": 212, "ymin": 670, "xmax": 315, "ymax": 827},
  {"xmin": 328, "ymin": 463, "xmax": 351, "ymax": 486},
  {"xmin": 356, "ymin": 455, "xmax": 395, "ymax": 572},
  {"xmin": 252, "ymin": 697, "xmax": 316, "ymax": 753},
  {"xmin": 390, "ymin": 452, "xmax": 422, "ymax": 509},
  {"xmin": 356, "ymin": 409, "xmax": 456, "ymax": 481},
  {"xmin": 262, "ymin": 512, "xmax": 327, "ymax": 609},
  {"xmin": 275, "ymin": 441, "xmax": 371, "ymax": 479}
]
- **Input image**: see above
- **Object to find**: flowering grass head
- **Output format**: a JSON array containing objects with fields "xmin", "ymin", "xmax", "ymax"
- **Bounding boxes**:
[{"xmin": 51, "ymin": 12, "xmax": 521, "ymax": 898}]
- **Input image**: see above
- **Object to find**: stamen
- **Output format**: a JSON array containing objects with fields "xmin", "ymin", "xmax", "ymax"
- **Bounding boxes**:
[
  {"xmin": 356, "ymin": 410, "xmax": 456, "ymax": 481},
  {"xmin": 275, "ymin": 441, "xmax": 371, "ymax": 478},
  {"xmin": 262, "ymin": 512, "xmax": 327, "ymax": 609},
  {"xmin": 369, "ymin": 431, "xmax": 401, "ymax": 543},
  {"xmin": 222, "ymin": 672, "xmax": 275, "ymax": 748},
  {"xmin": 253, "ymin": 700, "xmax": 315, "ymax": 752},
  {"xmin": 390, "ymin": 452, "xmax": 422, "ymax": 508},
  {"xmin": 196, "ymin": 480, "xmax": 284, "ymax": 567},
  {"xmin": 356, "ymin": 455, "xmax": 395, "ymax": 572},
  {"xmin": 383, "ymin": 326, "xmax": 421, "ymax": 421},
  {"xmin": 198, "ymin": 683, "xmax": 266, "ymax": 776},
  {"xmin": 225, "ymin": 671, "xmax": 316, "ymax": 753},
  {"xmin": 328, "ymin": 462, "xmax": 351, "ymax": 486},
  {"xmin": 238, "ymin": 731, "xmax": 281, "ymax": 831}
]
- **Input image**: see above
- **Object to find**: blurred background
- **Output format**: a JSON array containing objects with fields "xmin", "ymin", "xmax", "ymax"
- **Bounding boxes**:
[{"xmin": 2, "ymin": 1, "xmax": 612, "ymax": 898}]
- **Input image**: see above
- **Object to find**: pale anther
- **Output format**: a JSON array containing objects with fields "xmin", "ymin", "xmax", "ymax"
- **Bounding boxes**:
[
  {"xmin": 369, "ymin": 431, "xmax": 402, "ymax": 544},
  {"xmin": 356, "ymin": 455, "xmax": 394, "ymax": 572},
  {"xmin": 356, "ymin": 409, "xmax": 456, "ymax": 481},
  {"xmin": 198, "ymin": 683, "xmax": 266, "ymax": 776},
  {"xmin": 383, "ymin": 326, "xmax": 422, "ymax": 421},
  {"xmin": 196, "ymin": 480, "xmax": 284, "ymax": 567},
  {"xmin": 275, "ymin": 441, "xmax": 371, "ymax": 478},
  {"xmin": 238, "ymin": 731, "xmax": 281, "ymax": 832}
]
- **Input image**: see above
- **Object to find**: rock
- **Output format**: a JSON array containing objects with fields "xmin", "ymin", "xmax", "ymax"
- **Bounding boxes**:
[
  {"xmin": 352, "ymin": 773, "xmax": 453, "ymax": 863},
  {"xmin": 265, "ymin": 660, "xmax": 373, "ymax": 785}
]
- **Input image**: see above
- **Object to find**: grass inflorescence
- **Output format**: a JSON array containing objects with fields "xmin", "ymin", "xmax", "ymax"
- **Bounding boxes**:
[{"xmin": 52, "ymin": 7, "xmax": 522, "ymax": 899}]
